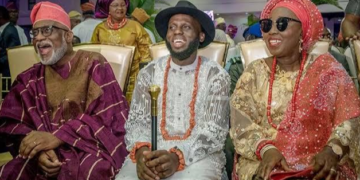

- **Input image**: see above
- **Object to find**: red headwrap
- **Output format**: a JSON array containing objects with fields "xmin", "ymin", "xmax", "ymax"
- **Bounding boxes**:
[
  {"xmin": 30, "ymin": 1, "xmax": 71, "ymax": 30},
  {"xmin": 261, "ymin": 0, "xmax": 323, "ymax": 51},
  {"xmin": 81, "ymin": 2, "xmax": 95, "ymax": 13},
  {"xmin": 6, "ymin": 1, "xmax": 17, "ymax": 10}
]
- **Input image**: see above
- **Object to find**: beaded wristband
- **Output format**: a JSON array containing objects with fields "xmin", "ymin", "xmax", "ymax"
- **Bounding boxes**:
[
  {"xmin": 255, "ymin": 140, "xmax": 274, "ymax": 160},
  {"xmin": 130, "ymin": 142, "xmax": 151, "ymax": 163},
  {"xmin": 260, "ymin": 144, "xmax": 277, "ymax": 159},
  {"xmin": 169, "ymin": 147, "xmax": 185, "ymax": 171}
]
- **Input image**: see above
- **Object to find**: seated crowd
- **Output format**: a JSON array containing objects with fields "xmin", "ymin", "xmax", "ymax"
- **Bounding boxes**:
[{"xmin": 1, "ymin": 0, "xmax": 360, "ymax": 180}]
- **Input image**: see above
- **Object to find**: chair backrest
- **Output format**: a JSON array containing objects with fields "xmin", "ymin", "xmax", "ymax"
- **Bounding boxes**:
[
  {"xmin": 73, "ymin": 44, "xmax": 135, "ymax": 91},
  {"xmin": 149, "ymin": 41, "xmax": 229, "ymax": 67},
  {"xmin": 226, "ymin": 46, "xmax": 239, "ymax": 64},
  {"xmin": 239, "ymin": 39, "xmax": 271, "ymax": 67},
  {"xmin": 7, "ymin": 44, "xmax": 135, "ymax": 91},
  {"xmin": 239, "ymin": 39, "xmax": 330, "ymax": 68},
  {"xmin": 7, "ymin": 45, "xmax": 40, "ymax": 83}
]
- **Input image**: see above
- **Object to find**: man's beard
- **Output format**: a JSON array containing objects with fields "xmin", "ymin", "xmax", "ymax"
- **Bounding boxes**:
[
  {"xmin": 165, "ymin": 37, "xmax": 199, "ymax": 61},
  {"xmin": 36, "ymin": 36, "xmax": 68, "ymax": 65}
]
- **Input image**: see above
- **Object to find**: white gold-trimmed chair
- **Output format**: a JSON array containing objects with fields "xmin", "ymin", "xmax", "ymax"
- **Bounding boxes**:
[
  {"xmin": 7, "ymin": 44, "xmax": 135, "ymax": 92},
  {"xmin": 149, "ymin": 41, "xmax": 229, "ymax": 67},
  {"xmin": 73, "ymin": 43, "xmax": 135, "ymax": 92},
  {"xmin": 239, "ymin": 39, "xmax": 329, "ymax": 68},
  {"xmin": 7, "ymin": 45, "xmax": 39, "ymax": 84}
]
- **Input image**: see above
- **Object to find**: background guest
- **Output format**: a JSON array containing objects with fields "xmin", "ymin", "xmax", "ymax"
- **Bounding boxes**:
[
  {"xmin": 6, "ymin": 1, "xmax": 28, "ymax": 45},
  {"xmin": 91, "ymin": 0, "xmax": 151, "ymax": 103},
  {"xmin": 342, "ymin": 0, "xmax": 360, "ymax": 39},
  {"xmin": 72, "ymin": 2, "xmax": 101, "ymax": 43},
  {"xmin": 226, "ymin": 24, "xmax": 237, "ymax": 47},
  {"xmin": 131, "ymin": 7, "xmax": 156, "ymax": 44},
  {"xmin": 68, "ymin": 10, "xmax": 82, "ymax": 29},
  {"xmin": 0, "ymin": 5, "xmax": 20, "ymax": 97},
  {"xmin": 321, "ymin": 27, "xmax": 351, "ymax": 75}
]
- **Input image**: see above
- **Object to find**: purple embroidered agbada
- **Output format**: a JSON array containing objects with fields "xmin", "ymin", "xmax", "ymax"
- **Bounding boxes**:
[{"xmin": 0, "ymin": 50, "xmax": 129, "ymax": 180}]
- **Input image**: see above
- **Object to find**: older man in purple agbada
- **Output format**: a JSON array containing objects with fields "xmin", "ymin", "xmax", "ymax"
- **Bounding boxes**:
[{"xmin": 0, "ymin": 1, "xmax": 128, "ymax": 179}]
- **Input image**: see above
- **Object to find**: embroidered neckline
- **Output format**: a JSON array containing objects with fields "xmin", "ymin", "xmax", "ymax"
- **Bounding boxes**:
[
  {"xmin": 267, "ymin": 52, "xmax": 307, "ymax": 129},
  {"xmin": 160, "ymin": 57, "xmax": 201, "ymax": 140}
]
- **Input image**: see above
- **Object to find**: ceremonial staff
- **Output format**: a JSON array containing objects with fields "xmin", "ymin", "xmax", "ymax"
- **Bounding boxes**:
[{"xmin": 149, "ymin": 85, "xmax": 160, "ymax": 151}]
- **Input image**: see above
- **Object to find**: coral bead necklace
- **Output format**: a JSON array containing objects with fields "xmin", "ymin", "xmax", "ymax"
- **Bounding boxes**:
[
  {"xmin": 107, "ymin": 15, "xmax": 127, "ymax": 30},
  {"xmin": 267, "ymin": 51, "xmax": 307, "ymax": 129},
  {"xmin": 161, "ymin": 57, "xmax": 201, "ymax": 140}
]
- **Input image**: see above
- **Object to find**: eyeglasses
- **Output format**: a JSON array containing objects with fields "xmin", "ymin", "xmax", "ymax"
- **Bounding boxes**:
[
  {"xmin": 320, "ymin": 33, "xmax": 332, "ymax": 39},
  {"xmin": 30, "ymin": 26, "xmax": 68, "ymax": 38},
  {"xmin": 109, "ymin": 3, "xmax": 127, "ymax": 8},
  {"xmin": 259, "ymin": 17, "xmax": 301, "ymax": 33}
]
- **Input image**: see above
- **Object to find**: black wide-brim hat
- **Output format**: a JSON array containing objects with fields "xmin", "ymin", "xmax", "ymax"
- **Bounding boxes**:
[{"xmin": 155, "ymin": 1, "xmax": 215, "ymax": 49}]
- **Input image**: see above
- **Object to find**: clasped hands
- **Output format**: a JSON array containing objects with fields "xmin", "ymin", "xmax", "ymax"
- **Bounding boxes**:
[
  {"xmin": 254, "ymin": 147, "xmax": 340, "ymax": 180},
  {"xmin": 136, "ymin": 147, "xmax": 179, "ymax": 180},
  {"xmin": 19, "ymin": 131, "xmax": 64, "ymax": 178}
]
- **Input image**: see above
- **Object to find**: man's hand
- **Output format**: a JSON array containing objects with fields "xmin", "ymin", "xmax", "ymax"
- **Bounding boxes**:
[
  {"xmin": 38, "ymin": 150, "xmax": 62, "ymax": 178},
  {"xmin": 144, "ymin": 150, "xmax": 179, "ymax": 179},
  {"xmin": 19, "ymin": 131, "xmax": 63, "ymax": 159},
  {"xmin": 312, "ymin": 147, "xmax": 341, "ymax": 180},
  {"xmin": 254, "ymin": 148, "xmax": 292, "ymax": 180},
  {"xmin": 136, "ymin": 147, "xmax": 159, "ymax": 180},
  {"xmin": 342, "ymin": 14, "xmax": 360, "ymax": 40}
]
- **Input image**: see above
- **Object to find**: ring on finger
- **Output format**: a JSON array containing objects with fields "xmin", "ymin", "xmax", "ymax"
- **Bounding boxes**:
[{"xmin": 162, "ymin": 164, "xmax": 167, "ymax": 171}]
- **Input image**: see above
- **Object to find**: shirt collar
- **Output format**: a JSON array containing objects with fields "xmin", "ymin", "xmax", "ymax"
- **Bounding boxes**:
[
  {"xmin": 170, "ymin": 55, "xmax": 199, "ymax": 72},
  {"xmin": 0, "ymin": 22, "xmax": 10, "ymax": 34}
]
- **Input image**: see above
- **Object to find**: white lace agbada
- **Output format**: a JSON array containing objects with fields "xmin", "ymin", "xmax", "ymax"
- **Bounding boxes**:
[{"xmin": 125, "ymin": 55, "xmax": 230, "ymax": 177}]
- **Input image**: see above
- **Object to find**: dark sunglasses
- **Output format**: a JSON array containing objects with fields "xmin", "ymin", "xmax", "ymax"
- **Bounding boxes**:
[{"xmin": 259, "ymin": 17, "xmax": 301, "ymax": 33}]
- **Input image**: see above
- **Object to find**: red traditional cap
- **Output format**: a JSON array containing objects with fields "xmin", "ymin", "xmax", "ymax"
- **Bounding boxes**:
[{"xmin": 30, "ymin": 1, "xmax": 71, "ymax": 30}]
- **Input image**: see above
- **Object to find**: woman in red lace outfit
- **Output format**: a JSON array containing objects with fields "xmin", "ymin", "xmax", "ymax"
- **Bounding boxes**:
[{"xmin": 230, "ymin": 0, "xmax": 360, "ymax": 179}]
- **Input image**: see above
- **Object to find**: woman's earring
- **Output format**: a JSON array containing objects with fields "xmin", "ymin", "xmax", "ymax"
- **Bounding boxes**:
[{"xmin": 299, "ymin": 38, "xmax": 303, "ymax": 53}]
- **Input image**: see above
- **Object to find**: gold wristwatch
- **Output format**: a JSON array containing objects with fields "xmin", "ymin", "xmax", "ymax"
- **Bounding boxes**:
[{"xmin": 327, "ymin": 142, "xmax": 343, "ymax": 159}]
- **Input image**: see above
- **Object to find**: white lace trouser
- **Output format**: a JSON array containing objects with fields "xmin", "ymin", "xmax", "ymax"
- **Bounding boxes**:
[{"xmin": 116, "ymin": 156, "xmax": 222, "ymax": 180}]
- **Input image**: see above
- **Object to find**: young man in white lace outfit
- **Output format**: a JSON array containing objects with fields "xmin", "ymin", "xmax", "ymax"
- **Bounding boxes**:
[{"xmin": 116, "ymin": 1, "xmax": 230, "ymax": 180}]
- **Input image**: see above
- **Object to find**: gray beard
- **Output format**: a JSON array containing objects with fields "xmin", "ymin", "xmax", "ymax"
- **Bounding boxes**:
[
  {"xmin": 38, "ymin": 36, "xmax": 68, "ymax": 65},
  {"xmin": 165, "ymin": 37, "xmax": 199, "ymax": 61}
]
